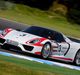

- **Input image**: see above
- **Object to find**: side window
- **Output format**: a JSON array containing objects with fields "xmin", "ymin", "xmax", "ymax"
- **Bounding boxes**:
[
  {"xmin": 41, "ymin": 30, "xmax": 51, "ymax": 38},
  {"xmin": 41, "ymin": 30, "xmax": 53, "ymax": 39},
  {"xmin": 54, "ymin": 32, "xmax": 65, "ymax": 43}
]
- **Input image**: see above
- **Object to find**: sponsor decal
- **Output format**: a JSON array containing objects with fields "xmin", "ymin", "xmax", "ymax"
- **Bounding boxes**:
[{"xmin": 51, "ymin": 56, "xmax": 73, "ymax": 61}]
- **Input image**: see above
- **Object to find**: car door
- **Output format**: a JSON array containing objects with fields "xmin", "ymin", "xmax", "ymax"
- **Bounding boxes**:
[
  {"xmin": 58, "ymin": 42, "xmax": 70, "ymax": 56},
  {"xmin": 51, "ymin": 32, "xmax": 70, "ymax": 56}
]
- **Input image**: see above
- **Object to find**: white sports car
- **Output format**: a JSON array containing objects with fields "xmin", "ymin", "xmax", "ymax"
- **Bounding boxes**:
[{"xmin": 0, "ymin": 26, "xmax": 80, "ymax": 65}]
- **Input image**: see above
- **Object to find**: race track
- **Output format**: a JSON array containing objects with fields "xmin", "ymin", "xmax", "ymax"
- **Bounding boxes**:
[
  {"xmin": 0, "ymin": 18, "xmax": 27, "ymax": 30},
  {"xmin": 0, "ymin": 18, "xmax": 80, "ymax": 71}
]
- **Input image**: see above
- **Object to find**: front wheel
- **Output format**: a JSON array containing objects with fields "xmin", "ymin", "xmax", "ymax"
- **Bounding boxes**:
[
  {"xmin": 41, "ymin": 43, "xmax": 51, "ymax": 59},
  {"xmin": 74, "ymin": 50, "xmax": 80, "ymax": 66}
]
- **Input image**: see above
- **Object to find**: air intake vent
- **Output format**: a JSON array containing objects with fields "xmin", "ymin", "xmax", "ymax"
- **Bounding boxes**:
[
  {"xmin": 0, "ymin": 38, "xmax": 5, "ymax": 44},
  {"xmin": 23, "ymin": 45, "xmax": 34, "ymax": 51}
]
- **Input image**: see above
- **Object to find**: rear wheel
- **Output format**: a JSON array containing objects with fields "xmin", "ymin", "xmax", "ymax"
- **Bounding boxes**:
[
  {"xmin": 74, "ymin": 50, "xmax": 80, "ymax": 66},
  {"xmin": 41, "ymin": 43, "xmax": 51, "ymax": 59}
]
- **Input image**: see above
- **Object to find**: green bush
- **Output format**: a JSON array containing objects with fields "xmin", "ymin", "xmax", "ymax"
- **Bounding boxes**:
[
  {"xmin": 0, "ymin": 1, "xmax": 14, "ymax": 10},
  {"xmin": 0, "ymin": 1, "xmax": 6, "ymax": 10},
  {"xmin": 49, "ymin": 1, "xmax": 68, "ymax": 16}
]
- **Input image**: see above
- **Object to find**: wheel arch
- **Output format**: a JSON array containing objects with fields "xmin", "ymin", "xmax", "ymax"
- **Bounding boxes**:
[
  {"xmin": 74, "ymin": 49, "xmax": 80, "ymax": 62},
  {"xmin": 41, "ymin": 39, "xmax": 51, "ymax": 45},
  {"xmin": 45, "ymin": 42, "xmax": 51, "ymax": 46}
]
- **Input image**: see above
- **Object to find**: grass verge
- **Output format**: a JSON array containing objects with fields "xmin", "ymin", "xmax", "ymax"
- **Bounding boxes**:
[{"xmin": 0, "ymin": 54, "xmax": 80, "ymax": 75}]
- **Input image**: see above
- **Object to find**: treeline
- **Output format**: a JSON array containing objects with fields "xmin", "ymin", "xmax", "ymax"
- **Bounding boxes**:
[
  {"xmin": 2, "ymin": 0, "xmax": 80, "ymax": 24},
  {"xmin": 5, "ymin": 0, "xmax": 54, "ymax": 10}
]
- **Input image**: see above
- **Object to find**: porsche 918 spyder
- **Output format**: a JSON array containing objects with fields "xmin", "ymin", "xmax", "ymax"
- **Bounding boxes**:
[{"xmin": 0, "ymin": 26, "xmax": 80, "ymax": 65}]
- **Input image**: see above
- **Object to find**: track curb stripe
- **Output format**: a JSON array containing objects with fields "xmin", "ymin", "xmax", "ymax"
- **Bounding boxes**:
[{"xmin": 0, "ymin": 51, "xmax": 80, "ymax": 70}]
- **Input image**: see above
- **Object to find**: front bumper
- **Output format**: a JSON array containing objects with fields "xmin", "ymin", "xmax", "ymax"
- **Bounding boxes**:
[
  {"xmin": 0, "ymin": 38, "xmax": 34, "ymax": 51},
  {"xmin": 0, "ymin": 38, "xmax": 42, "ymax": 54}
]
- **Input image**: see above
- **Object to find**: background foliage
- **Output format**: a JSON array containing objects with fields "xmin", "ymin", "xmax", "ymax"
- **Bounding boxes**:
[{"xmin": 1, "ymin": 0, "xmax": 80, "ymax": 24}]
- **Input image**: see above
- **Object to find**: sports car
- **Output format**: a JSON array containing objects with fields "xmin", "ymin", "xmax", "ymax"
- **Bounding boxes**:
[{"xmin": 0, "ymin": 26, "xmax": 80, "ymax": 65}]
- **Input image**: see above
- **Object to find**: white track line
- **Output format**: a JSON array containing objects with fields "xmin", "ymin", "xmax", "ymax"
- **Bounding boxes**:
[{"xmin": 0, "ymin": 51, "xmax": 80, "ymax": 71}]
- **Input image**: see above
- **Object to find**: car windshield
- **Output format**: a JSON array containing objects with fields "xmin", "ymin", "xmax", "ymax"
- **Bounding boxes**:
[{"xmin": 22, "ymin": 26, "xmax": 52, "ymax": 38}]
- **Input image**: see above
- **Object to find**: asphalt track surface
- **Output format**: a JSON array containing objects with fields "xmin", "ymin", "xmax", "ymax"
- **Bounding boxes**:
[
  {"xmin": 0, "ymin": 18, "xmax": 80, "ymax": 70},
  {"xmin": 0, "ymin": 18, "xmax": 27, "ymax": 30}
]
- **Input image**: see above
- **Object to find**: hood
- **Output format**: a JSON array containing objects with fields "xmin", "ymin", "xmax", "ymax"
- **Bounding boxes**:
[{"xmin": 4, "ymin": 30, "xmax": 41, "ymax": 44}]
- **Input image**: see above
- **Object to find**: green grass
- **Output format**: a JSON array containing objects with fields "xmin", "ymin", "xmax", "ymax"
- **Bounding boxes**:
[
  {"xmin": 0, "ymin": 3, "xmax": 80, "ymax": 38},
  {"xmin": 0, "ymin": 55, "xmax": 80, "ymax": 75}
]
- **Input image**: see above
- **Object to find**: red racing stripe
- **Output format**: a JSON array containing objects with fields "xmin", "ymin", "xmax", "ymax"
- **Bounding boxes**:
[
  {"xmin": 4, "ymin": 28, "xmax": 12, "ymax": 36},
  {"xmin": 51, "ymin": 56, "xmax": 73, "ymax": 61},
  {"xmin": 35, "ymin": 52, "xmax": 41, "ymax": 55},
  {"xmin": 33, "ymin": 38, "xmax": 47, "ymax": 46}
]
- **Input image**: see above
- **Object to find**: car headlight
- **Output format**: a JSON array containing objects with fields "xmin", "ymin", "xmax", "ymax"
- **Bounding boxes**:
[
  {"xmin": 2, "ymin": 28, "xmax": 12, "ymax": 36},
  {"xmin": 2, "ymin": 30, "xmax": 7, "ymax": 36},
  {"xmin": 29, "ymin": 39, "xmax": 40, "ymax": 44}
]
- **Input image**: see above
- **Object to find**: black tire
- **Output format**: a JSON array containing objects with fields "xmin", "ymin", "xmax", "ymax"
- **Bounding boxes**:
[
  {"xmin": 74, "ymin": 50, "xmax": 80, "ymax": 66},
  {"xmin": 41, "ymin": 42, "xmax": 51, "ymax": 59}
]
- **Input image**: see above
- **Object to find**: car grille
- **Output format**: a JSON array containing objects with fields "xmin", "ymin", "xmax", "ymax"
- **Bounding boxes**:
[
  {"xmin": 0, "ymin": 38, "xmax": 5, "ymax": 44},
  {"xmin": 23, "ymin": 45, "xmax": 34, "ymax": 51},
  {"xmin": 4, "ymin": 44, "xmax": 22, "ymax": 51}
]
